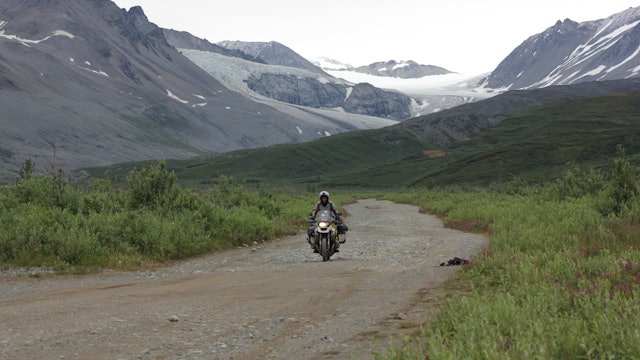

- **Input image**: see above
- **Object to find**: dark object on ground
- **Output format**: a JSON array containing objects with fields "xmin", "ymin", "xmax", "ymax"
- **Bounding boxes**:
[{"xmin": 440, "ymin": 257, "xmax": 469, "ymax": 266}]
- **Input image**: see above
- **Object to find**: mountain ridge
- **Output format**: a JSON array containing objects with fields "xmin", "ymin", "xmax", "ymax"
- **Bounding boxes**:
[
  {"xmin": 0, "ymin": 0, "xmax": 397, "ymax": 182},
  {"xmin": 170, "ymin": 37, "xmax": 419, "ymax": 121},
  {"xmin": 83, "ymin": 78, "xmax": 640, "ymax": 188},
  {"xmin": 339, "ymin": 60, "xmax": 452, "ymax": 79},
  {"xmin": 217, "ymin": 40, "xmax": 329, "ymax": 76},
  {"xmin": 485, "ymin": 6, "xmax": 640, "ymax": 90}
]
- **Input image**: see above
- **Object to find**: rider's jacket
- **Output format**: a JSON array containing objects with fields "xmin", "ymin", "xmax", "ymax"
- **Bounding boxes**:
[{"xmin": 311, "ymin": 201, "xmax": 340, "ymax": 219}]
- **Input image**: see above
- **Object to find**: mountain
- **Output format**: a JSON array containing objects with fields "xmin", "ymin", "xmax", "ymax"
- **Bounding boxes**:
[
  {"xmin": 485, "ymin": 6, "xmax": 640, "ymax": 90},
  {"xmin": 322, "ymin": 70, "xmax": 491, "ymax": 116},
  {"xmin": 313, "ymin": 57, "xmax": 490, "ymax": 116},
  {"xmin": 311, "ymin": 56, "xmax": 489, "ymax": 116},
  {"xmin": 217, "ymin": 40, "xmax": 328, "ymax": 76},
  {"xmin": 313, "ymin": 58, "xmax": 452, "ymax": 79},
  {"xmin": 349, "ymin": 60, "xmax": 452, "ymax": 79},
  {"xmin": 393, "ymin": 78, "xmax": 640, "ymax": 147},
  {"xmin": 311, "ymin": 57, "xmax": 354, "ymax": 71},
  {"xmin": 163, "ymin": 29, "xmax": 265, "ymax": 63},
  {"xmin": 169, "ymin": 37, "xmax": 417, "ymax": 121},
  {"xmin": 0, "ymin": 0, "xmax": 396, "ymax": 183},
  {"xmin": 88, "ymin": 78, "xmax": 640, "ymax": 188}
]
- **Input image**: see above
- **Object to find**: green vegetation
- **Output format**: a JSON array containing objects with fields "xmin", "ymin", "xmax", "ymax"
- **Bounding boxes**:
[
  {"xmin": 0, "ymin": 160, "xmax": 317, "ymax": 270},
  {"xmin": 374, "ymin": 152, "xmax": 640, "ymax": 359},
  {"xmin": 413, "ymin": 93, "xmax": 640, "ymax": 186},
  {"xmin": 81, "ymin": 127, "xmax": 429, "ymax": 189}
]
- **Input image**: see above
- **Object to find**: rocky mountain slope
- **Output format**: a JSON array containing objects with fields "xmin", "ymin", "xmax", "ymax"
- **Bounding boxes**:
[
  {"xmin": 0, "ymin": 0, "xmax": 396, "ymax": 183},
  {"xmin": 485, "ymin": 6, "xmax": 640, "ymax": 90}
]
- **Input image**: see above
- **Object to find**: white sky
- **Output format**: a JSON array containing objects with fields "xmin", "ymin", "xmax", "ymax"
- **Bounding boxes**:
[{"xmin": 112, "ymin": 0, "xmax": 639, "ymax": 75}]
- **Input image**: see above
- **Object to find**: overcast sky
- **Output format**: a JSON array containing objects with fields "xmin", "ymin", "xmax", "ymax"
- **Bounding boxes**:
[{"xmin": 112, "ymin": 0, "xmax": 639, "ymax": 75}]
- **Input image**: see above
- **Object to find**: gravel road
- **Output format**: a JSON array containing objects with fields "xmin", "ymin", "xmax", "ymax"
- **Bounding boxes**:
[{"xmin": 0, "ymin": 199, "xmax": 487, "ymax": 360}]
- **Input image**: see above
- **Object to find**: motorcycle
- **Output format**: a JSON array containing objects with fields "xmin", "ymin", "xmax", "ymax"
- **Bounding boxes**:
[{"xmin": 307, "ymin": 209, "xmax": 345, "ymax": 261}]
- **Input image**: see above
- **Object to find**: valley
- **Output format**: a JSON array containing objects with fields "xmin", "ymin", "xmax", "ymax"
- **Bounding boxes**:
[{"xmin": 1, "ymin": 2, "xmax": 640, "ymax": 359}]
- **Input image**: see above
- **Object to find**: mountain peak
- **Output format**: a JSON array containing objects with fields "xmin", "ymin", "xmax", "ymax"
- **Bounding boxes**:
[
  {"xmin": 484, "ymin": 5, "xmax": 640, "ymax": 90},
  {"xmin": 127, "ymin": 5, "xmax": 145, "ymax": 16},
  {"xmin": 341, "ymin": 60, "xmax": 452, "ymax": 79},
  {"xmin": 217, "ymin": 40, "xmax": 327, "ymax": 75}
]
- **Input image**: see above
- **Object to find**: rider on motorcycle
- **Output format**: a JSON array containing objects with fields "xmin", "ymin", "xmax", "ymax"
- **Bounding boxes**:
[{"xmin": 308, "ymin": 191, "xmax": 347, "ymax": 250}]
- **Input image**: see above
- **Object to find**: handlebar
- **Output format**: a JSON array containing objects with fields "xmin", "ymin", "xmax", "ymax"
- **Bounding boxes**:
[{"xmin": 307, "ymin": 217, "xmax": 341, "ymax": 224}]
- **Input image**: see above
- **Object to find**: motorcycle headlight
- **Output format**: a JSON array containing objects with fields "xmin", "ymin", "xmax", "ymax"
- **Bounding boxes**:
[{"xmin": 319, "ymin": 221, "xmax": 329, "ymax": 228}]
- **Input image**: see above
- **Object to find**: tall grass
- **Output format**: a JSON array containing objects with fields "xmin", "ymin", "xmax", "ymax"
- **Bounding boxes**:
[{"xmin": 379, "ymin": 173, "xmax": 640, "ymax": 358}]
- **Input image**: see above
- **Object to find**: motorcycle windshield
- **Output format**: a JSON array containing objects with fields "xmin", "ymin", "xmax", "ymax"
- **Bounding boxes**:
[{"xmin": 316, "ymin": 209, "xmax": 333, "ymax": 222}]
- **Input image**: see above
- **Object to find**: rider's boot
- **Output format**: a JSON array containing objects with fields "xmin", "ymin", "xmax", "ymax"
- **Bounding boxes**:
[{"xmin": 308, "ymin": 237, "xmax": 318, "ymax": 252}]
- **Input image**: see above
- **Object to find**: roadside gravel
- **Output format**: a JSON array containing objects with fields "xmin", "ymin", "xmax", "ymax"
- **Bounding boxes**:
[{"xmin": 0, "ymin": 199, "xmax": 487, "ymax": 360}]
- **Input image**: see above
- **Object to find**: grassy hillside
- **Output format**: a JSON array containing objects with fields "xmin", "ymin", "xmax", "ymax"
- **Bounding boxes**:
[
  {"xmin": 82, "ymin": 128, "xmax": 430, "ymax": 188},
  {"xmin": 82, "ymin": 91, "xmax": 640, "ymax": 189},
  {"xmin": 403, "ymin": 92, "xmax": 640, "ymax": 186}
]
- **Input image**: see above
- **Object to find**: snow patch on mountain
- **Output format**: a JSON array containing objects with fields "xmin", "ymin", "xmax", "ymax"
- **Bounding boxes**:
[
  {"xmin": 311, "ymin": 57, "xmax": 353, "ymax": 70},
  {"xmin": 166, "ymin": 90, "xmax": 189, "ymax": 104},
  {"xmin": 0, "ymin": 21, "xmax": 74, "ymax": 46}
]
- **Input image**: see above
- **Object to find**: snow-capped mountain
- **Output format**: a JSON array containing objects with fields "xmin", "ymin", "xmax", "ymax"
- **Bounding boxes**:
[
  {"xmin": 313, "ymin": 58, "xmax": 451, "ymax": 78},
  {"xmin": 485, "ymin": 6, "xmax": 640, "ymax": 90},
  {"xmin": 311, "ymin": 57, "xmax": 354, "ymax": 71},
  {"xmin": 313, "ymin": 57, "xmax": 492, "ymax": 116},
  {"xmin": 176, "ymin": 39, "xmax": 417, "ymax": 121},
  {"xmin": 349, "ymin": 60, "xmax": 452, "ymax": 79},
  {"xmin": 325, "ymin": 70, "xmax": 491, "ymax": 116},
  {"xmin": 176, "ymin": 49, "xmax": 408, "ymax": 121},
  {"xmin": 217, "ymin": 40, "xmax": 328, "ymax": 76},
  {"xmin": 309, "ymin": 58, "xmax": 492, "ymax": 116}
]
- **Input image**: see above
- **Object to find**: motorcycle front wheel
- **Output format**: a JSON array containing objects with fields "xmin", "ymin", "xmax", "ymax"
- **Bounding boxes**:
[{"xmin": 320, "ymin": 236, "xmax": 330, "ymax": 262}]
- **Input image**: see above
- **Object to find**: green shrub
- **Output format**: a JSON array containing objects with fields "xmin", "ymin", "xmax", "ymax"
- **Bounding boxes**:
[
  {"xmin": 127, "ymin": 160, "xmax": 178, "ymax": 208},
  {"xmin": 607, "ymin": 145, "xmax": 639, "ymax": 216}
]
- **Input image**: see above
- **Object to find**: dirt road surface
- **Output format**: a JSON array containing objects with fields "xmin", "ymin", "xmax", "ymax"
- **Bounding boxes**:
[{"xmin": 0, "ymin": 199, "xmax": 487, "ymax": 360}]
